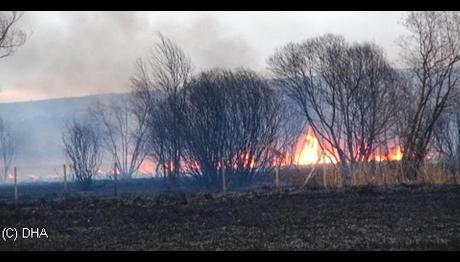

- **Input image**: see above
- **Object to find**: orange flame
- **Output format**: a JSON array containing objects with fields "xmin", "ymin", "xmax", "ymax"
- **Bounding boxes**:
[
  {"xmin": 138, "ymin": 127, "xmax": 404, "ymax": 176},
  {"xmin": 372, "ymin": 145, "xmax": 403, "ymax": 162},
  {"xmin": 138, "ymin": 160, "xmax": 155, "ymax": 174},
  {"xmin": 291, "ymin": 127, "xmax": 403, "ymax": 165},
  {"xmin": 293, "ymin": 127, "xmax": 336, "ymax": 165}
]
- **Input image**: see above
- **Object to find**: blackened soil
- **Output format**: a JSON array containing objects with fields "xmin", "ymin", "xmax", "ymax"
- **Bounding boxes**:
[{"xmin": 1, "ymin": 185, "xmax": 459, "ymax": 250}]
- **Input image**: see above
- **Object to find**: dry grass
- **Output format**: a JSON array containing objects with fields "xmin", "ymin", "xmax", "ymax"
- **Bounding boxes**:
[{"xmin": 285, "ymin": 162, "xmax": 460, "ymax": 189}]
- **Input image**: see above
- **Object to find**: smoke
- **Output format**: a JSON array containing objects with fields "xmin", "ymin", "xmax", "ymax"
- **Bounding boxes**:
[
  {"xmin": 0, "ymin": 12, "xmax": 263, "ymax": 180},
  {"xmin": 0, "ymin": 12, "xmax": 412, "ymax": 182},
  {"xmin": 0, "ymin": 12, "xmax": 155, "ymax": 102},
  {"xmin": 0, "ymin": 12, "xmax": 260, "ymax": 102},
  {"xmin": 151, "ymin": 14, "xmax": 260, "ymax": 72},
  {"xmin": 0, "ymin": 11, "xmax": 408, "ymax": 103}
]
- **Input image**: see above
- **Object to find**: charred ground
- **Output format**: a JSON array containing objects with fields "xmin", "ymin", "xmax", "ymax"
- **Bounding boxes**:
[{"xmin": 0, "ymin": 185, "xmax": 459, "ymax": 250}]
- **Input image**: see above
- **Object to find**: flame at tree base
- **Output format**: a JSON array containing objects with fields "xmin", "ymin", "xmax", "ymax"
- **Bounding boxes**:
[
  {"xmin": 136, "ymin": 127, "xmax": 404, "ymax": 176},
  {"xmin": 290, "ymin": 127, "xmax": 403, "ymax": 166}
]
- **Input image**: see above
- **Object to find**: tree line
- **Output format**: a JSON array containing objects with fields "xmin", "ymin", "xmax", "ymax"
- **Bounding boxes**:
[{"xmin": 0, "ymin": 11, "xmax": 459, "ymax": 190}]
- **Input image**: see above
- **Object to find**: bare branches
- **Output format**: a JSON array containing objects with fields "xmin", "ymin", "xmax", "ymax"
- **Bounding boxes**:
[
  {"xmin": 0, "ymin": 11, "xmax": 25, "ymax": 179},
  {"xmin": 62, "ymin": 119, "xmax": 103, "ymax": 189},
  {"xmin": 90, "ymin": 97, "xmax": 148, "ymax": 179},
  {"xmin": 399, "ymin": 11, "xmax": 460, "ymax": 180},
  {"xmin": 0, "ymin": 11, "xmax": 27, "ymax": 59},
  {"xmin": 432, "ymin": 105, "xmax": 460, "ymax": 176},
  {"xmin": 131, "ymin": 33, "xmax": 192, "ymax": 97},
  {"xmin": 269, "ymin": 34, "xmax": 401, "ymax": 175},
  {"xmin": 130, "ymin": 33, "xmax": 192, "ymax": 186},
  {"xmin": 180, "ymin": 69, "xmax": 283, "ymax": 189}
]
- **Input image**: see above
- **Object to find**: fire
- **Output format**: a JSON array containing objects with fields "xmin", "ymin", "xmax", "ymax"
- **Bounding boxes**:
[
  {"xmin": 136, "ymin": 127, "xmax": 404, "ymax": 176},
  {"xmin": 372, "ymin": 145, "xmax": 403, "ymax": 162},
  {"xmin": 138, "ymin": 160, "xmax": 155, "ymax": 174},
  {"xmin": 239, "ymin": 152, "xmax": 256, "ymax": 169},
  {"xmin": 391, "ymin": 146, "xmax": 403, "ymax": 161},
  {"xmin": 295, "ymin": 128, "xmax": 320, "ymax": 164},
  {"xmin": 293, "ymin": 127, "xmax": 335, "ymax": 165},
  {"xmin": 291, "ymin": 127, "xmax": 403, "ymax": 165}
]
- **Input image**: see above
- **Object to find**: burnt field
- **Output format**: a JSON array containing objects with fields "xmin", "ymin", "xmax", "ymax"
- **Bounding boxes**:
[{"xmin": 0, "ymin": 184, "xmax": 459, "ymax": 250}]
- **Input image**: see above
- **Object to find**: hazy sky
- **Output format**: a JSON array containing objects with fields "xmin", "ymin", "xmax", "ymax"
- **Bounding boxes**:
[{"xmin": 0, "ymin": 11, "xmax": 409, "ymax": 103}]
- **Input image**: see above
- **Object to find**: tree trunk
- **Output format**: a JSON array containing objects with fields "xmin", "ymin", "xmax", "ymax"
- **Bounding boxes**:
[{"xmin": 401, "ymin": 156, "xmax": 424, "ymax": 182}]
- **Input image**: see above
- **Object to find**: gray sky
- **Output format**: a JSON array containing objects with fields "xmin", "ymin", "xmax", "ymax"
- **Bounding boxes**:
[{"xmin": 0, "ymin": 11, "xmax": 409, "ymax": 103}]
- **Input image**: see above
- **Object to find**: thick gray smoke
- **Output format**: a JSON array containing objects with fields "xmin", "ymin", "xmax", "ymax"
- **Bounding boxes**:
[
  {"xmin": 151, "ymin": 14, "xmax": 260, "ymax": 71},
  {"xmin": 0, "ymin": 11, "xmax": 407, "ymax": 102},
  {"xmin": 0, "ymin": 11, "xmax": 408, "ymax": 182},
  {"xmin": 0, "ymin": 11, "xmax": 261, "ymax": 102}
]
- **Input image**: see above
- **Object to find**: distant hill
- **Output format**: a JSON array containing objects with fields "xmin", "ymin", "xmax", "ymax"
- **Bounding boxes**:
[
  {"xmin": 0, "ymin": 88, "xmax": 302, "ymax": 182},
  {"xmin": 0, "ymin": 93, "xmax": 129, "ymax": 182}
]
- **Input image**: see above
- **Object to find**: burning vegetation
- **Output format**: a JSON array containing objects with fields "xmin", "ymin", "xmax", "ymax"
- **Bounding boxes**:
[
  {"xmin": 0, "ymin": 11, "xmax": 459, "ymax": 193},
  {"xmin": 118, "ymin": 12, "xmax": 460, "ymax": 192},
  {"xmin": 291, "ymin": 127, "xmax": 403, "ymax": 166},
  {"xmin": 1, "ymin": 11, "xmax": 460, "ymax": 252}
]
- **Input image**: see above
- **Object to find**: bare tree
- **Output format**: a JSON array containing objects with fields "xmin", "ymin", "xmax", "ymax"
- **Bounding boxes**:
[
  {"xmin": 268, "ymin": 34, "xmax": 401, "ymax": 176},
  {"xmin": 432, "ymin": 98, "xmax": 460, "ymax": 177},
  {"xmin": 0, "ymin": 117, "xmax": 16, "ymax": 180},
  {"xmin": 180, "ymin": 69, "xmax": 283, "ymax": 190},
  {"xmin": 90, "ymin": 97, "xmax": 149, "ymax": 179},
  {"xmin": 0, "ymin": 11, "xmax": 26, "ymax": 59},
  {"xmin": 62, "ymin": 119, "xmax": 103, "ymax": 189},
  {"xmin": 131, "ymin": 33, "xmax": 192, "ymax": 186},
  {"xmin": 398, "ymin": 11, "xmax": 460, "ymax": 180},
  {"xmin": 273, "ymin": 86, "xmax": 307, "ymax": 166}
]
